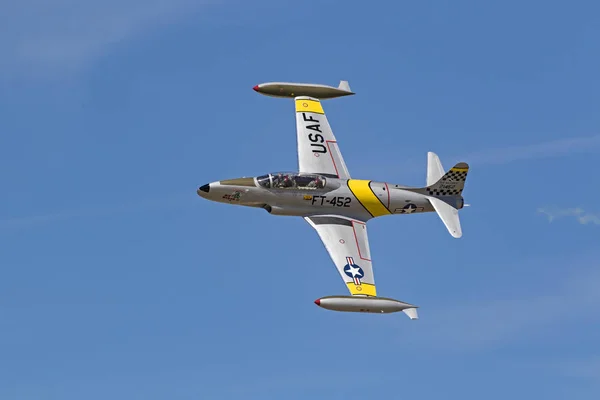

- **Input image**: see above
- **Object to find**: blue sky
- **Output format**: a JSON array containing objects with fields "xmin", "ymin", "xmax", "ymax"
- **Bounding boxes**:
[{"xmin": 1, "ymin": 0, "xmax": 599, "ymax": 398}]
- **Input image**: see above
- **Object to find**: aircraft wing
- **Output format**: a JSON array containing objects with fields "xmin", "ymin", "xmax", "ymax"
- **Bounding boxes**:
[
  {"xmin": 295, "ymin": 96, "xmax": 351, "ymax": 179},
  {"xmin": 304, "ymin": 215, "xmax": 376, "ymax": 296}
]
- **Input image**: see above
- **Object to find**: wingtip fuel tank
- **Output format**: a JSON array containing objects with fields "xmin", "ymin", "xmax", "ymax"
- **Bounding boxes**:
[
  {"xmin": 314, "ymin": 295, "xmax": 419, "ymax": 319},
  {"xmin": 253, "ymin": 80, "xmax": 355, "ymax": 100}
]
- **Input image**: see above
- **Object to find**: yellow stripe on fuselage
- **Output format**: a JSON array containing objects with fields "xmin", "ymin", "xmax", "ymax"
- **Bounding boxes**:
[
  {"xmin": 347, "ymin": 180, "xmax": 391, "ymax": 218},
  {"xmin": 347, "ymin": 282, "xmax": 377, "ymax": 296},
  {"xmin": 295, "ymin": 98, "xmax": 324, "ymax": 114}
]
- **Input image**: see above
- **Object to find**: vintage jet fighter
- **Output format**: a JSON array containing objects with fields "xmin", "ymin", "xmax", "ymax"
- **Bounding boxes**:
[{"xmin": 197, "ymin": 95, "xmax": 469, "ymax": 319}]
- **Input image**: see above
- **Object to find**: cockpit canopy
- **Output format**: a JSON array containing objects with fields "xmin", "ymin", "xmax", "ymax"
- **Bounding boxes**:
[{"xmin": 256, "ymin": 172, "xmax": 326, "ymax": 190}]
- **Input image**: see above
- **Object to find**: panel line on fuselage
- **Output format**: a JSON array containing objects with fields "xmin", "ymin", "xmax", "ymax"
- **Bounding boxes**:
[
  {"xmin": 368, "ymin": 181, "xmax": 391, "ymax": 212},
  {"xmin": 347, "ymin": 180, "xmax": 392, "ymax": 218}
]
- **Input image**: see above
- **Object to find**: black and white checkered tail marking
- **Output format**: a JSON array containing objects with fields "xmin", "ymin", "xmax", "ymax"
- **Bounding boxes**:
[{"xmin": 426, "ymin": 162, "xmax": 469, "ymax": 196}]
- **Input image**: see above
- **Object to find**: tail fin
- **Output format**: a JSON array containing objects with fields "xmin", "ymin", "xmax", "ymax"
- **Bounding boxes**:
[
  {"xmin": 338, "ymin": 80, "xmax": 351, "ymax": 92},
  {"xmin": 426, "ymin": 161, "xmax": 469, "ymax": 197},
  {"xmin": 428, "ymin": 161, "xmax": 468, "ymax": 238},
  {"xmin": 402, "ymin": 307, "xmax": 419, "ymax": 320},
  {"xmin": 416, "ymin": 153, "xmax": 469, "ymax": 238}
]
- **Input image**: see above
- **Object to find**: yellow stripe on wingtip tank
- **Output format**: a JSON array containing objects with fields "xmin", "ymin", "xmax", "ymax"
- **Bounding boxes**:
[
  {"xmin": 347, "ymin": 282, "xmax": 377, "ymax": 296},
  {"xmin": 295, "ymin": 98, "xmax": 324, "ymax": 114},
  {"xmin": 347, "ymin": 180, "xmax": 391, "ymax": 217}
]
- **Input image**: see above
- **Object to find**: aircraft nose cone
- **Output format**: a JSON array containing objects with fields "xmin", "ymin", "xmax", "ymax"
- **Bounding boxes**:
[{"xmin": 198, "ymin": 184, "xmax": 210, "ymax": 193}]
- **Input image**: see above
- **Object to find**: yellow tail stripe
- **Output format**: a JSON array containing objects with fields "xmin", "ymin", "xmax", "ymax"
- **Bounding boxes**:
[
  {"xmin": 347, "ymin": 282, "xmax": 377, "ymax": 296},
  {"xmin": 295, "ymin": 98, "xmax": 324, "ymax": 114},
  {"xmin": 347, "ymin": 180, "xmax": 391, "ymax": 217}
]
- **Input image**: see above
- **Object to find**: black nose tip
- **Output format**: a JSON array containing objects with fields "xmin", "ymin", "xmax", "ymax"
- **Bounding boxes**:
[{"xmin": 199, "ymin": 184, "xmax": 210, "ymax": 193}]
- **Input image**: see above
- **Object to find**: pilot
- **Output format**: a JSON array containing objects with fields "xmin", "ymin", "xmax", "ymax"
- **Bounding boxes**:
[
  {"xmin": 307, "ymin": 177, "xmax": 323, "ymax": 188},
  {"xmin": 281, "ymin": 175, "xmax": 293, "ymax": 188},
  {"xmin": 272, "ymin": 173, "xmax": 283, "ymax": 187}
]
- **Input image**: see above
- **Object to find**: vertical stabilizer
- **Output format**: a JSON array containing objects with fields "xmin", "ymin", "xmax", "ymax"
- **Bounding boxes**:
[
  {"xmin": 426, "ymin": 162, "xmax": 469, "ymax": 197},
  {"xmin": 338, "ymin": 80, "xmax": 351, "ymax": 92},
  {"xmin": 402, "ymin": 307, "xmax": 419, "ymax": 320},
  {"xmin": 398, "ymin": 154, "xmax": 469, "ymax": 238},
  {"xmin": 426, "ymin": 161, "xmax": 469, "ymax": 238}
]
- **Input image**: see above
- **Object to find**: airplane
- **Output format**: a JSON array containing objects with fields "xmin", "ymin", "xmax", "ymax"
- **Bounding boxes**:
[{"xmin": 197, "ymin": 95, "xmax": 470, "ymax": 319}]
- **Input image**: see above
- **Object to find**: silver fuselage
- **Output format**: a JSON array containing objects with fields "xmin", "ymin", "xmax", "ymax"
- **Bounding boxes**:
[{"xmin": 197, "ymin": 173, "xmax": 464, "ymax": 222}]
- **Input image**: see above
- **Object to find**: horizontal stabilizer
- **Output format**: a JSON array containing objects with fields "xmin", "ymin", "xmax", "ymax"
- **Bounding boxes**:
[
  {"xmin": 427, "ymin": 152, "xmax": 445, "ymax": 186},
  {"xmin": 428, "ymin": 196, "xmax": 462, "ymax": 238}
]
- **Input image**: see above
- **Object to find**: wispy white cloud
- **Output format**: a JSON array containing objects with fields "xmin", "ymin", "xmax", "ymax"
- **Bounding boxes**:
[
  {"xmin": 0, "ymin": 192, "xmax": 191, "ymax": 232},
  {"xmin": 538, "ymin": 207, "xmax": 600, "ymax": 225},
  {"xmin": 463, "ymin": 134, "xmax": 600, "ymax": 166},
  {"xmin": 557, "ymin": 357, "xmax": 600, "ymax": 381},
  {"xmin": 0, "ymin": 0, "xmax": 213, "ymax": 79},
  {"xmin": 387, "ymin": 257, "xmax": 600, "ymax": 352},
  {"xmin": 357, "ymin": 134, "xmax": 600, "ymax": 182}
]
